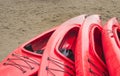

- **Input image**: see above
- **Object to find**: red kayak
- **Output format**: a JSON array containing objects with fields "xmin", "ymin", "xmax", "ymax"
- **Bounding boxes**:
[
  {"xmin": 38, "ymin": 15, "xmax": 86, "ymax": 76},
  {"xmin": 75, "ymin": 15, "xmax": 109, "ymax": 76},
  {"xmin": 0, "ymin": 27, "xmax": 56, "ymax": 76},
  {"xmin": 102, "ymin": 18, "xmax": 120, "ymax": 76}
]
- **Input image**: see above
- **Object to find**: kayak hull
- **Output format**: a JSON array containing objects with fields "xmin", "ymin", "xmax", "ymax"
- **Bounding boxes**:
[
  {"xmin": 102, "ymin": 18, "xmax": 120, "ymax": 76},
  {"xmin": 75, "ymin": 15, "xmax": 109, "ymax": 76},
  {"xmin": 0, "ymin": 27, "xmax": 56, "ymax": 76},
  {"xmin": 38, "ymin": 15, "xmax": 86, "ymax": 76}
]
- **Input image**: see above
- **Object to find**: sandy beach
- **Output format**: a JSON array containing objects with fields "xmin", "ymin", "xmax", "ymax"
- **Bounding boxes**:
[{"xmin": 0, "ymin": 0, "xmax": 120, "ymax": 61}]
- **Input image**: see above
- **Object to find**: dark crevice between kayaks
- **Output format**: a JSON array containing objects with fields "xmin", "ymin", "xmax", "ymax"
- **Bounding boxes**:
[
  {"xmin": 59, "ymin": 27, "xmax": 79, "ymax": 61},
  {"xmin": 24, "ymin": 44, "xmax": 44, "ymax": 54},
  {"xmin": 24, "ymin": 30, "xmax": 55, "ymax": 54},
  {"xmin": 59, "ymin": 48, "xmax": 74, "ymax": 61},
  {"xmin": 117, "ymin": 29, "xmax": 120, "ymax": 41},
  {"xmin": 93, "ymin": 27, "xmax": 106, "ymax": 63},
  {"xmin": 24, "ymin": 44, "xmax": 34, "ymax": 52}
]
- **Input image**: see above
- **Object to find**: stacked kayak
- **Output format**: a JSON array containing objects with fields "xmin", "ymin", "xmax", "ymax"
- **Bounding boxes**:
[
  {"xmin": 0, "ymin": 14, "xmax": 86, "ymax": 76},
  {"xmin": 38, "ymin": 15, "xmax": 86, "ymax": 76},
  {"xmin": 1, "ymin": 14, "xmax": 120, "ymax": 76},
  {"xmin": 0, "ymin": 27, "xmax": 57, "ymax": 76},
  {"xmin": 102, "ymin": 18, "xmax": 120, "ymax": 76},
  {"xmin": 75, "ymin": 15, "xmax": 109, "ymax": 76}
]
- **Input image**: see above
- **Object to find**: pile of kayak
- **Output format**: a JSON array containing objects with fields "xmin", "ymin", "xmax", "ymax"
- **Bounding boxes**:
[{"xmin": 0, "ymin": 14, "xmax": 120, "ymax": 76}]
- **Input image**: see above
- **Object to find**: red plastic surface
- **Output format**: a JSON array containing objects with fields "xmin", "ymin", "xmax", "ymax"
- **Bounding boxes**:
[
  {"xmin": 38, "ymin": 15, "xmax": 86, "ymax": 76},
  {"xmin": 0, "ymin": 27, "xmax": 56, "ymax": 76},
  {"xmin": 102, "ymin": 18, "xmax": 120, "ymax": 76},
  {"xmin": 75, "ymin": 15, "xmax": 109, "ymax": 76}
]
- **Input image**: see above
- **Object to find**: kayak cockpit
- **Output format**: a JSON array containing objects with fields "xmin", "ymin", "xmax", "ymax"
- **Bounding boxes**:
[
  {"xmin": 58, "ymin": 27, "xmax": 79, "ymax": 61},
  {"xmin": 23, "ymin": 30, "xmax": 55, "ymax": 54},
  {"xmin": 92, "ymin": 27, "xmax": 106, "ymax": 63}
]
